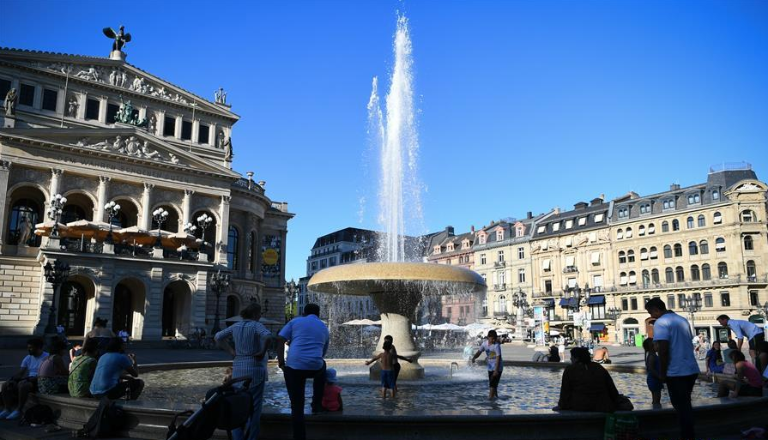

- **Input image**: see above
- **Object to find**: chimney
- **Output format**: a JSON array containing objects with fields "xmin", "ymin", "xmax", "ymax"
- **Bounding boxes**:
[
  {"xmin": 471, "ymin": 225, "xmax": 475, "ymax": 233},
  {"xmin": 574, "ymin": 202, "xmax": 588, "ymax": 210},
  {"xmin": 590, "ymin": 196, "xmax": 603, "ymax": 206},
  {"xmin": 445, "ymin": 226, "xmax": 454, "ymax": 235},
  {"xmin": 670, "ymin": 183, "xmax": 681, "ymax": 191},
  {"xmin": 527, "ymin": 211, "xmax": 533, "ymax": 219},
  {"xmin": 553, "ymin": 207, "xmax": 560, "ymax": 215}
]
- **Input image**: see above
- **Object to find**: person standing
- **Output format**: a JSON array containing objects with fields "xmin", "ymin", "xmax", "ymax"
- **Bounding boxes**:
[
  {"xmin": 716, "ymin": 314, "xmax": 765, "ymax": 364},
  {"xmin": 471, "ymin": 330, "xmax": 503, "ymax": 399},
  {"xmin": 645, "ymin": 298, "xmax": 700, "ymax": 440},
  {"xmin": 276, "ymin": 303, "xmax": 329, "ymax": 440},
  {"xmin": 214, "ymin": 302, "xmax": 273, "ymax": 440}
]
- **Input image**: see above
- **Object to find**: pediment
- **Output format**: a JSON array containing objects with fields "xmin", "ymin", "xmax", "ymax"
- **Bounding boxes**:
[
  {"xmin": 0, "ymin": 127, "xmax": 240, "ymax": 179},
  {"xmin": 0, "ymin": 49, "xmax": 237, "ymax": 120}
]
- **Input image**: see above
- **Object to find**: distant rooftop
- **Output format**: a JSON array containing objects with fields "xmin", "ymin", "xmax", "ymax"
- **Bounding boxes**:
[{"xmin": 709, "ymin": 162, "xmax": 752, "ymax": 173}]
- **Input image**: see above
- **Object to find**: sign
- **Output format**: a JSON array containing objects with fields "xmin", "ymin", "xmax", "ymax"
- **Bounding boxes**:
[{"xmin": 262, "ymin": 248, "xmax": 279, "ymax": 265}]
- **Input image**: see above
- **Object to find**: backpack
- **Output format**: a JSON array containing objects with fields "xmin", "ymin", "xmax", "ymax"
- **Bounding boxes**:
[
  {"xmin": 19, "ymin": 404, "xmax": 54, "ymax": 426},
  {"xmin": 76, "ymin": 397, "xmax": 127, "ymax": 438}
]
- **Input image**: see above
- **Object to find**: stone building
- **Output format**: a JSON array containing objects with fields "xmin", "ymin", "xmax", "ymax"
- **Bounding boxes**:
[
  {"xmin": 425, "ymin": 226, "xmax": 476, "ymax": 325},
  {"xmin": 0, "ymin": 37, "xmax": 292, "ymax": 340}
]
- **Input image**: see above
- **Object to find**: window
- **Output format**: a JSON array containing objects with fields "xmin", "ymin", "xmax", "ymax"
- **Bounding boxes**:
[
  {"xmin": 662, "ymin": 221, "xmax": 669, "ymax": 233},
  {"xmin": 480, "ymin": 253, "xmax": 486, "ymax": 265},
  {"xmin": 712, "ymin": 190, "xmax": 720, "ymax": 201},
  {"xmin": 629, "ymin": 271, "xmax": 637, "ymax": 285},
  {"xmin": 618, "ymin": 251, "xmax": 626, "ymax": 264},
  {"xmin": 640, "ymin": 247, "xmax": 648, "ymax": 260},
  {"xmin": 744, "ymin": 235, "xmax": 754, "ymax": 250},
  {"xmin": 85, "ymin": 98, "xmax": 100, "ymax": 120},
  {"xmin": 741, "ymin": 210, "xmax": 756, "ymax": 222},
  {"xmin": 650, "ymin": 246, "xmax": 658, "ymax": 260},
  {"xmin": 0, "ymin": 79, "xmax": 10, "ymax": 99},
  {"xmin": 672, "ymin": 219, "xmax": 680, "ymax": 231},
  {"xmin": 593, "ymin": 274, "xmax": 603, "ymax": 290},
  {"xmin": 7, "ymin": 198, "xmax": 42, "ymax": 246},
  {"xmin": 552, "ymin": 222, "xmax": 560, "ymax": 232},
  {"xmin": 497, "ymin": 251, "xmax": 504, "ymax": 262},
  {"xmin": 248, "ymin": 232, "xmax": 255, "ymax": 271},
  {"xmin": 687, "ymin": 193, "xmax": 700, "ymax": 205},
  {"xmin": 516, "ymin": 226, "xmax": 524, "ymax": 237},
  {"xmin": 107, "ymin": 103, "xmax": 119, "ymax": 123},
  {"xmin": 627, "ymin": 250, "xmax": 635, "ymax": 263},
  {"xmin": 691, "ymin": 265, "xmax": 700, "ymax": 281},
  {"xmin": 181, "ymin": 120, "xmax": 193, "ymax": 140},
  {"xmin": 702, "ymin": 263, "xmax": 711, "ymax": 280},
  {"xmin": 686, "ymin": 216, "xmax": 694, "ymax": 229},
  {"xmin": 747, "ymin": 260, "xmax": 757, "ymax": 280},
  {"xmin": 433, "ymin": 245, "xmax": 441, "ymax": 255},
  {"xmin": 651, "ymin": 269, "xmax": 660, "ymax": 284},
  {"xmin": 518, "ymin": 247, "xmax": 524, "ymax": 259},
  {"xmin": 625, "ymin": 227, "xmax": 633, "ymax": 238},
  {"xmin": 665, "ymin": 268, "xmax": 674, "ymax": 283},
  {"xmin": 227, "ymin": 226, "xmax": 239, "ymax": 270},
  {"xmin": 163, "ymin": 116, "xmax": 176, "ymax": 137},
  {"xmin": 311, "ymin": 261, "xmax": 317, "ymax": 271},
  {"xmin": 648, "ymin": 223, "xmax": 656, "ymax": 234},
  {"xmin": 688, "ymin": 241, "xmax": 698, "ymax": 255},
  {"xmin": 638, "ymin": 225, "xmax": 645, "ymax": 236},
  {"xmin": 537, "ymin": 225, "xmax": 545, "ymax": 234},
  {"xmin": 19, "ymin": 83, "xmax": 35, "ymax": 106},
  {"xmin": 578, "ymin": 217, "xmax": 587, "ymax": 226},
  {"xmin": 640, "ymin": 203, "xmax": 651, "ymax": 214},
  {"xmin": 630, "ymin": 298, "xmax": 638, "ymax": 310},
  {"xmin": 713, "ymin": 211, "xmax": 722, "ymax": 224},
  {"xmin": 663, "ymin": 199, "xmax": 675, "ymax": 210},
  {"xmin": 621, "ymin": 298, "xmax": 628, "ymax": 311},
  {"xmin": 678, "ymin": 294, "xmax": 686, "ymax": 308},
  {"xmin": 663, "ymin": 245, "xmax": 672, "ymax": 259},
  {"xmin": 697, "ymin": 215, "xmax": 705, "ymax": 227},
  {"xmin": 543, "ymin": 259, "xmax": 551, "ymax": 271},
  {"xmin": 666, "ymin": 295, "xmax": 675, "ymax": 309},
  {"xmin": 642, "ymin": 270, "xmax": 650, "ymax": 287},
  {"xmin": 721, "ymin": 292, "xmax": 730, "ymax": 307},
  {"xmin": 675, "ymin": 266, "xmax": 685, "ymax": 282},
  {"xmin": 715, "ymin": 237, "xmax": 726, "ymax": 252},
  {"xmin": 616, "ymin": 229, "xmax": 624, "ymax": 240},
  {"xmin": 198, "ymin": 124, "xmax": 210, "ymax": 144},
  {"xmin": 329, "ymin": 256, "xmax": 337, "ymax": 266},
  {"xmin": 704, "ymin": 293, "xmax": 713, "ymax": 308},
  {"xmin": 518, "ymin": 268, "xmax": 526, "ymax": 283},
  {"xmin": 42, "ymin": 89, "xmax": 57, "ymax": 111},
  {"xmin": 545, "ymin": 280, "xmax": 552, "ymax": 294},
  {"xmin": 594, "ymin": 213, "xmax": 604, "ymax": 222},
  {"xmin": 700, "ymin": 240, "xmax": 709, "ymax": 255},
  {"xmin": 750, "ymin": 290, "xmax": 759, "ymax": 307},
  {"xmin": 565, "ymin": 219, "xmax": 573, "ymax": 229},
  {"xmin": 620, "ymin": 272, "xmax": 628, "ymax": 285},
  {"xmin": 717, "ymin": 262, "xmax": 728, "ymax": 279},
  {"xmin": 478, "ymin": 234, "xmax": 487, "ymax": 244},
  {"xmin": 618, "ymin": 207, "xmax": 629, "ymax": 219}
]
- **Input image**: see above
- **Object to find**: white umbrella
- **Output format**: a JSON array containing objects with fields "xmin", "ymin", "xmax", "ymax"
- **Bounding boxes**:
[
  {"xmin": 549, "ymin": 330, "xmax": 561, "ymax": 336},
  {"xmin": 342, "ymin": 318, "xmax": 378, "ymax": 326}
]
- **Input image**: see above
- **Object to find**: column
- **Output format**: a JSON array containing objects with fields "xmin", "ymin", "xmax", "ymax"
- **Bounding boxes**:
[
  {"xmin": 192, "ymin": 119, "xmax": 200, "ymax": 144},
  {"xmin": 182, "ymin": 189, "xmax": 194, "ymax": 226},
  {"xmin": 255, "ymin": 218, "xmax": 264, "ymax": 282},
  {"xmin": 56, "ymin": 86, "xmax": 66, "ymax": 115},
  {"xmin": 279, "ymin": 230, "xmax": 287, "ymax": 289},
  {"xmin": 157, "ymin": 110, "xmax": 165, "ymax": 137},
  {"xmin": 95, "ymin": 176, "xmax": 110, "ymax": 223},
  {"xmin": 174, "ymin": 115, "xmax": 182, "ymax": 140},
  {"xmin": 0, "ymin": 160, "xmax": 12, "ymax": 249},
  {"xmin": 49, "ymin": 168, "xmax": 63, "ymax": 199},
  {"xmin": 216, "ymin": 195, "xmax": 231, "ymax": 264},
  {"xmin": 77, "ymin": 93, "xmax": 86, "ymax": 119},
  {"xmin": 209, "ymin": 122, "xmax": 218, "ymax": 147},
  {"xmin": 141, "ymin": 183, "xmax": 154, "ymax": 230},
  {"xmin": 98, "ymin": 96, "xmax": 107, "ymax": 124}
]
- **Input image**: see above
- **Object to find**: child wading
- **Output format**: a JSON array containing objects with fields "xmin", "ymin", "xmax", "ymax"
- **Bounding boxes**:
[
  {"xmin": 643, "ymin": 337, "xmax": 663, "ymax": 407},
  {"xmin": 366, "ymin": 339, "xmax": 396, "ymax": 398},
  {"xmin": 472, "ymin": 330, "xmax": 503, "ymax": 399},
  {"xmin": 321, "ymin": 368, "xmax": 343, "ymax": 412}
]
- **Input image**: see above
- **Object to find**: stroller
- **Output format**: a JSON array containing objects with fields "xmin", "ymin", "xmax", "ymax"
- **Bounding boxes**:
[{"xmin": 167, "ymin": 377, "xmax": 253, "ymax": 440}]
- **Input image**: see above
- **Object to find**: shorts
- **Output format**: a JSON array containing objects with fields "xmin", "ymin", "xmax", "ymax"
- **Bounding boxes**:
[
  {"xmin": 748, "ymin": 332, "xmax": 765, "ymax": 350},
  {"xmin": 646, "ymin": 375, "xmax": 663, "ymax": 392},
  {"xmin": 488, "ymin": 370, "xmax": 502, "ymax": 388},
  {"xmin": 381, "ymin": 370, "xmax": 395, "ymax": 389}
]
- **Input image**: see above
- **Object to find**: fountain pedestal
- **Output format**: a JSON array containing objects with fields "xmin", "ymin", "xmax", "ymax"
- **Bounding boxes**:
[{"xmin": 369, "ymin": 290, "xmax": 424, "ymax": 379}]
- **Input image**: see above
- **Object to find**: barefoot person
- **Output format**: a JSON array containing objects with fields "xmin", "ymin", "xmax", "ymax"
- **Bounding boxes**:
[
  {"xmin": 382, "ymin": 334, "xmax": 413, "ymax": 392},
  {"xmin": 643, "ymin": 338, "xmax": 663, "ymax": 407},
  {"xmin": 717, "ymin": 351, "xmax": 764, "ymax": 398},
  {"xmin": 366, "ymin": 338, "xmax": 396, "ymax": 398},
  {"xmin": 471, "ymin": 330, "xmax": 503, "ymax": 399}
]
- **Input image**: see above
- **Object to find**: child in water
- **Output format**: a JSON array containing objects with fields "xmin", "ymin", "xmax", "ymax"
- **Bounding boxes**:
[
  {"xmin": 366, "ymin": 339, "xmax": 396, "ymax": 398},
  {"xmin": 321, "ymin": 368, "xmax": 343, "ymax": 411},
  {"xmin": 643, "ymin": 338, "xmax": 663, "ymax": 407},
  {"xmin": 472, "ymin": 330, "xmax": 503, "ymax": 399}
]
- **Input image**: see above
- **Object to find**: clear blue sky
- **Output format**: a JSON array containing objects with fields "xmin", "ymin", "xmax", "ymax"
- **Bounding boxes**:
[{"xmin": 3, "ymin": 1, "xmax": 767, "ymax": 282}]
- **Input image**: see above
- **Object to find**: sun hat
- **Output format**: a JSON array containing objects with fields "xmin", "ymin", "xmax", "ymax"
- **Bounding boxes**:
[{"xmin": 326, "ymin": 368, "xmax": 338, "ymax": 383}]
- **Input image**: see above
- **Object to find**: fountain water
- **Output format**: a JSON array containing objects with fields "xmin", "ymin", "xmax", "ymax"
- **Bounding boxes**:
[{"xmin": 308, "ymin": 13, "xmax": 486, "ymax": 380}]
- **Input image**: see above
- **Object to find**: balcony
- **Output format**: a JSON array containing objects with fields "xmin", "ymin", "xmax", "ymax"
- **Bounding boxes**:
[
  {"xmin": 607, "ymin": 274, "xmax": 767, "ymax": 293},
  {"xmin": 493, "ymin": 283, "xmax": 507, "ymax": 291},
  {"xmin": 563, "ymin": 266, "xmax": 578, "ymax": 274},
  {"xmin": 58, "ymin": 237, "xmax": 204, "ymax": 261},
  {"xmin": 494, "ymin": 261, "xmax": 506, "ymax": 268},
  {"xmin": 493, "ymin": 311, "xmax": 508, "ymax": 319}
]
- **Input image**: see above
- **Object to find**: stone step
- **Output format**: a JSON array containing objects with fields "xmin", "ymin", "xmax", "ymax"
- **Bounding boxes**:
[{"xmin": 0, "ymin": 420, "xmax": 131, "ymax": 440}]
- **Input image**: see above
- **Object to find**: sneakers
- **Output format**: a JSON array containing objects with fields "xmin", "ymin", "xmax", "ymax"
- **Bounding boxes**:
[
  {"xmin": 0, "ymin": 409, "xmax": 10, "ymax": 419},
  {"xmin": 6, "ymin": 410, "xmax": 21, "ymax": 420}
]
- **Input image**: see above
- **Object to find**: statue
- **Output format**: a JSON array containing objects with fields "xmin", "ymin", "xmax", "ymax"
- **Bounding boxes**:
[
  {"xmin": 109, "ymin": 69, "xmax": 118, "ymax": 85},
  {"xmin": 140, "ymin": 141, "xmax": 160, "ymax": 159},
  {"xmin": 75, "ymin": 67, "xmax": 100, "ymax": 82},
  {"xmin": 103, "ymin": 25, "xmax": 132, "ymax": 53},
  {"xmin": 66, "ymin": 96, "xmax": 79, "ymax": 117},
  {"xmin": 17, "ymin": 215, "xmax": 32, "ymax": 246},
  {"xmin": 147, "ymin": 114, "xmax": 157, "ymax": 132},
  {"xmin": 4, "ymin": 88, "xmax": 17, "ymax": 116},
  {"xmin": 125, "ymin": 136, "xmax": 141, "ymax": 156},
  {"xmin": 220, "ymin": 133, "xmax": 233, "ymax": 160},
  {"xmin": 169, "ymin": 153, "xmax": 180, "ymax": 164},
  {"xmin": 214, "ymin": 87, "xmax": 227, "ymax": 105},
  {"xmin": 103, "ymin": 135, "xmax": 125, "ymax": 153},
  {"xmin": 119, "ymin": 71, "xmax": 128, "ymax": 87}
]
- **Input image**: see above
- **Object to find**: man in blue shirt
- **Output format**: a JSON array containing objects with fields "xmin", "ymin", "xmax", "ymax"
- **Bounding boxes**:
[
  {"xmin": 90, "ymin": 337, "xmax": 143, "ymax": 400},
  {"xmin": 646, "ymin": 298, "xmax": 699, "ymax": 440},
  {"xmin": 277, "ymin": 303, "xmax": 329, "ymax": 440},
  {"xmin": 717, "ymin": 314, "xmax": 765, "ymax": 363}
]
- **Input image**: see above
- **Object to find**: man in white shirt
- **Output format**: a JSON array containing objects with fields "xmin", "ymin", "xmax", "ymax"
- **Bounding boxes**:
[
  {"xmin": 646, "ymin": 298, "xmax": 699, "ymax": 440},
  {"xmin": 717, "ymin": 314, "xmax": 765, "ymax": 363},
  {"xmin": 0, "ymin": 338, "xmax": 49, "ymax": 420}
]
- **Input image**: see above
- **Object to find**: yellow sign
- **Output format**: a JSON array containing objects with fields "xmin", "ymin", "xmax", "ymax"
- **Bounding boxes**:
[{"xmin": 262, "ymin": 248, "xmax": 279, "ymax": 265}]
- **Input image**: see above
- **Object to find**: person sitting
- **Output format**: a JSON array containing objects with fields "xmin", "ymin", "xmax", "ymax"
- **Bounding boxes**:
[
  {"xmin": 548, "ymin": 345, "xmax": 561, "ymax": 363},
  {"xmin": 592, "ymin": 346, "xmax": 611, "ymax": 364},
  {"xmin": 68, "ymin": 338, "xmax": 100, "ymax": 398},
  {"xmin": 89, "ymin": 337, "xmax": 143, "ymax": 400},
  {"xmin": 722, "ymin": 339, "xmax": 739, "ymax": 375},
  {"xmin": 84, "ymin": 318, "xmax": 115, "ymax": 359},
  {"xmin": 553, "ymin": 347, "xmax": 620, "ymax": 413},
  {"xmin": 705, "ymin": 341, "xmax": 725, "ymax": 375},
  {"xmin": 321, "ymin": 368, "xmax": 343, "ymax": 412},
  {"xmin": 38, "ymin": 339, "xmax": 70, "ymax": 395},
  {"xmin": 717, "ymin": 350, "xmax": 764, "ymax": 398},
  {"xmin": 0, "ymin": 338, "xmax": 48, "ymax": 420}
]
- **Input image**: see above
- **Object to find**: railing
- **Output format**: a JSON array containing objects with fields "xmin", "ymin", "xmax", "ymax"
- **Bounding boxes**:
[
  {"xmin": 608, "ymin": 274, "xmax": 766, "ymax": 293},
  {"xmin": 563, "ymin": 266, "xmax": 578, "ymax": 273},
  {"xmin": 493, "ymin": 283, "xmax": 507, "ymax": 291},
  {"xmin": 57, "ymin": 237, "xmax": 202, "ymax": 262},
  {"xmin": 494, "ymin": 261, "xmax": 506, "ymax": 268},
  {"xmin": 232, "ymin": 177, "xmax": 265, "ymax": 195},
  {"xmin": 271, "ymin": 201, "xmax": 289, "ymax": 212}
]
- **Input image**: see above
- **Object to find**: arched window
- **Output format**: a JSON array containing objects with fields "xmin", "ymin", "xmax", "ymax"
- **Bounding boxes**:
[
  {"xmin": 638, "ymin": 225, "xmax": 646, "ymax": 236},
  {"xmin": 661, "ymin": 221, "xmax": 669, "ymax": 233},
  {"xmin": 627, "ymin": 250, "xmax": 635, "ymax": 263},
  {"xmin": 675, "ymin": 266, "xmax": 685, "ymax": 282},
  {"xmin": 715, "ymin": 237, "xmax": 726, "ymax": 253},
  {"xmin": 702, "ymin": 263, "xmax": 711, "ymax": 281},
  {"xmin": 61, "ymin": 205, "xmax": 87, "ymax": 224},
  {"xmin": 688, "ymin": 241, "xmax": 698, "ymax": 255},
  {"xmin": 110, "ymin": 199, "xmax": 139, "ymax": 228},
  {"xmin": 227, "ymin": 226, "xmax": 239, "ymax": 270},
  {"xmin": 746, "ymin": 260, "xmax": 757, "ymax": 280},
  {"xmin": 651, "ymin": 269, "xmax": 660, "ymax": 284},
  {"xmin": 616, "ymin": 229, "xmax": 624, "ymax": 240},
  {"xmin": 741, "ymin": 210, "xmax": 757, "ymax": 222},
  {"xmin": 665, "ymin": 268, "xmax": 674, "ymax": 283},
  {"xmin": 717, "ymin": 262, "xmax": 728, "ymax": 279},
  {"xmin": 619, "ymin": 272, "xmax": 628, "ymax": 285},
  {"xmin": 672, "ymin": 219, "xmax": 680, "ymax": 231},
  {"xmin": 625, "ymin": 227, "xmax": 633, "ymax": 238},
  {"xmin": 699, "ymin": 240, "xmax": 709, "ymax": 255},
  {"xmin": 713, "ymin": 211, "xmax": 722, "ymax": 224},
  {"xmin": 663, "ymin": 245, "xmax": 672, "ymax": 259},
  {"xmin": 629, "ymin": 271, "xmax": 637, "ymax": 285},
  {"xmin": 648, "ymin": 223, "xmax": 656, "ymax": 235},
  {"xmin": 618, "ymin": 251, "xmax": 626, "ymax": 264},
  {"xmin": 744, "ymin": 236, "xmax": 754, "ymax": 251},
  {"xmin": 673, "ymin": 243, "xmax": 683, "ymax": 257},
  {"xmin": 697, "ymin": 215, "xmax": 706, "ymax": 227},
  {"xmin": 690, "ymin": 265, "xmax": 700, "ymax": 281},
  {"xmin": 686, "ymin": 216, "xmax": 694, "ymax": 229},
  {"xmin": 650, "ymin": 246, "xmax": 658, "ymax": 259},
  {"xmin": 7, "ymin": 198, "xmax": 42, "ymax": 247},
  {"xmin": 642, "ymin": 270, "xmax": 650, "ymax": 287},
  {"xmin": 640, "ymin": 247, "xmax": 648, "ymax": 260}
]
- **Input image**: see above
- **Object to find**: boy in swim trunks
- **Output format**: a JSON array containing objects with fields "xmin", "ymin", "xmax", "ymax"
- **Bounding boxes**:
[
  {"xmin": 472, "ymin": 330, "xmax": 503, "ymax": 399},
  {"xmin": 366, "ymin": 338, "xmax": 396, "ymax": 398}
]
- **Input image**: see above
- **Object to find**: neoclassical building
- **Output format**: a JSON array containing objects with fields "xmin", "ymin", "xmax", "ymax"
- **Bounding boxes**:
[{"xmin": 0, "ymin": 36, "xmax": 292, "ymax": 340}]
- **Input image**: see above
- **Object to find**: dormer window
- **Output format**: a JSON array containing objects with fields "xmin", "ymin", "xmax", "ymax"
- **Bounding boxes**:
[
  {"xmin": 594, "ymin": 213, "xmax": 604, "ymax": 222},
  {"xmin": 478, "ymin": 233, "xmax": 487, "ymax": 245},
  {"xmin": 712, "ymin": 189, "xmax": 720, "ymax": 201},
  {"xmin": 433, "ymin": 245, "xmax": 441, "ymax": 254},
  {"xmin": 687, "ymin": 193, "xmax": 700, "ymax": 205},
  {"xmin": 515, "ymin": 226, "xmax": 524, "ymax": 237},
  {"xmin": 462, "ymin": 239, "xmax": 470, "ymax": 249},
  {"xmin": 496, "ymin": 229, "xmax": 504, "ymax": 241},
  {"xmin": 552, "ymin": 222, "xmax": 560, "ymax": 232},
  {"xmin": 618, "ymin": 207, "xmax": 629, "ymax": 219},
  {"xmin": 537, "ymin": 225, "xmax": 546, "ymax": 234},
  {"xmin": 662, "ymin": 199, "xmax": 675, "ymax": 210},
  {"xmin": 578, "ymin": 217, "xmax": 586, "ymax": 226},
  {"xmin": 639, "ymin": 203, "xmax": 651, "ymax": 215},
  {"xmin": 565, "ymin": 219, "xmax": 574, "ymax": 229},
  {"xmin": 447, "ymin": 243, "xmax": 454, "ymax": 252}
]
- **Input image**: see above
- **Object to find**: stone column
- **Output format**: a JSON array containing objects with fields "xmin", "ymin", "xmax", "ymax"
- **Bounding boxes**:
[
  {"xmin": 255, "ymin": 219, "xmax": 264, "ymax": 282},
  {"xmin": 174, "ymin": 115, "xmax": 182, "ymax": 140},
  {"xmin": 182, "ymin": 189, "xmax": 194, "ymax": 226},
  {"xmin": 95, "ymin": 176, "xmax": 110, "ymax": 223},
  {"xmin": 217, "ymin": 196, "xmax": 231, "ymax": 264},
  {"xmin": 140, "ymin": 183, "xmax": 154, "ymax": 230},
  {"xmin": 98, "ymin": 96, "xmax": 108, "ymax": 124},
  {"xmin": 209, "ymin": 122, "xmax": 218, "ymax": 147},
  {"xmin": 56, "ymin": 87, "xmax": 66, "ymax": 115},
  {"xmin": 192, "ymin": 119, "xmax": 200, "ymax": 144},
  {"xmin": 49, "ymin": 168, "xmax": 63, "ymax": 198},
  {"xmin": 0, "ymin": 160, "xmax": 12, "ymax": 249},
  {"xmin": 156, "ymin": 110, "xmax": 165, "ymax": 137},
  {"xmin": 77, "ymin": 93, "xmax": 86, "ymax": 119}
]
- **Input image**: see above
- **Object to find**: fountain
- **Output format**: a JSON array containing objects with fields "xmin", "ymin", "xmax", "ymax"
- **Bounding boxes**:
[{"xmin": 307, "ymin": 14, "xmax": 486, "ymax": 380}]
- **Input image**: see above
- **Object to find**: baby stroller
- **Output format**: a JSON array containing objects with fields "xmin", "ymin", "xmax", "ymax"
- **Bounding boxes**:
[{"xmin": 167, "ymin": 377, "xmax": 253, "ymax": 440}]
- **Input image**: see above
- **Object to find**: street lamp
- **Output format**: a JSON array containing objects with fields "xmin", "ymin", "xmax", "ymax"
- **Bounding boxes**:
[
  {"xmin": 48, "ymin": 194, "xmax": 67, "ymax": 238},
  {"xmin": 104, "ymin": 201, "xmax": 121, "ymax": 244},
  {"xmin": 285, "ymin": 280, "xmax": 299, "ymax": 322},
  {"xmin": 512, "ymin": 288, "xmax": 529, "ymax": 340},
  {"xmin": 564, "ymin": 283, "xmax": 591, "ymax": 346},
  {"xmin": 152, "ymin": 208, "xmax": 169, "ymax": 247},
  {"xmin": 606, "ymin": 306, "xmax": 621, "ymax": 345},
  {"xmin": 197, "ymin": 214, "xmax": 213, "ymax": 255},
  {"xmin": 681, "ymin": 294, "xmax": 702, "ymax": 335},
  {"xmin": 42, "ymin": 260, "xmax": 70, "ymax": 347},
  {"xmin": 209, "ymin": 269, "xmax": 231, "ymax": 334}
]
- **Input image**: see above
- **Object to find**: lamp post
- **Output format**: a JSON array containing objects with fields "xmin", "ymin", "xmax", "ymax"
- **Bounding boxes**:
[
  {"xmin": 564, "ymin": 283, "xmax": 591, "ymax": 346},
  {"xmin": 152, "ymin": 208, "xmax": 169, "ymax": 247},
  {"xmin": 512, "ymin": 288, "xmax": 529, "ymax": 341},
  {"xmin": 606, "ymin": 306, "xmax": 621, "ymax": 345},
  {"xmin": 43, "ymin": 260, "xmax": 70, "ymax": 347},
  {"xmin": 210, "ymin": 269, "xmax": 230, "ymax": 334},
  {"xmin": 104, "ymin": 201, "xmax": 121, "ymax": 244},
  {"xmin": 681, "ymin": 294, "xmax": 702, "ymax": 335},
  {"xmin": 47, "ymin": 194, "xmax": 67, "ymax": 238},
  {"xmin": 197, "ymin": 214, "xmax": 213, "ymax": 255},
  {"xmin": 285, "ymin": 280, "xmax": 298, "ymax": 322}
]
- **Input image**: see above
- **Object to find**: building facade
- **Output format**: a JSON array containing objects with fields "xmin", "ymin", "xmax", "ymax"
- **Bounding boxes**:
[
  {"xmin": 425, "ymin": 226, "xmax": 476, "ymax": 325},
  {"xmin": 0, "ymin": 37, "xmax": 292, "ymax": 340}
]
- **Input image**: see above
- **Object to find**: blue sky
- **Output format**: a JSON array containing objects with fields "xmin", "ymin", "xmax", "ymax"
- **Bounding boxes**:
[{"xmin": 2, "ymin": 1, "xmax": 767, "ymax": 282}]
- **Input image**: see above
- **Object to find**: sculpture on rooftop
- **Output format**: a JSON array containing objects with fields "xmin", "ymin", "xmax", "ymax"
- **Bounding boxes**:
[
  {"xmin": 214, "ymin": 87, "xmax": 227, "ymax": 105},
  {"xmin": 4, "ymin": 88, "xmax": 17, "ymax": 116},
  {"xmin": 103, "ymin": 25, "xmax": 132, "ymax": 53}
]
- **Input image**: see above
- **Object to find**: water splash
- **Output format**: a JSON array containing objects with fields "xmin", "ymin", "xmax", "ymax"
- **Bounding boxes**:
[{"xmin": 369, "ymin": 13, "xmax": 423, "ymax": 263}]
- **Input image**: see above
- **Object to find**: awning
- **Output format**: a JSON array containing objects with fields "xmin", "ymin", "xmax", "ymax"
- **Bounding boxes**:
[
  {"xmin": 565, "ymin": 256, "xmax": 575, "ymax": 266},
  {"xmin": 587, "ymin": 295, "xmax": 605, "ymax": 305},
  {"xmin": 565, "ymin": 237, "xmax": 573, "ymax": 247},
  {"xmin": 589, "ymin": 323, "xmax": 606, "ymax": 332},
  {"xmin": 591, "ymin": 252, "xmax": 600, "ymax": 264},
  {"xmin": 559, "ymin": 298, "xmax": 570, "ymax": 307},
  {"xmin": 568, "ymin": 298, "xmax": 579, "ymax": 308},
  {"xmin": 560, "ymin": 298, "xmax": 578, "ymax": 308},
  {"xmin": 543, "ymin": 259, "xmax": 551, "ymax": 270},
  {"xmin": 543, "ymin": 298, "xmax": 555, "ymax": 307}
]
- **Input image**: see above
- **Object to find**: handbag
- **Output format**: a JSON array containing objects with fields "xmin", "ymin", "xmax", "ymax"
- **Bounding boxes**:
[{"xmin": 616, "ymin": 394, "xmax": 634, "ymax": 411}]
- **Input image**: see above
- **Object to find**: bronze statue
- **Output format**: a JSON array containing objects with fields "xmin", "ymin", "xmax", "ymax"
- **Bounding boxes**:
[{"xmin": 103, "ymin": 25, "xmax": 132, "ymax": 52}]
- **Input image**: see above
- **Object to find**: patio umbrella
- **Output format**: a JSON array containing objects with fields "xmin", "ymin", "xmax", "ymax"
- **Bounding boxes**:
[
  {"xmin": 342, "ymin": 318, "xmax": 379, "ymax": 344},
  {"xmin": 34, "ymin": 220, "xmax": 69, "ymax": 237},
  {"xmin": 117, "ymin": 226, "xmax": 200, "ymax": 248},
  {"xmin": 63, "ymin": 220, "xmax": 115, "ymax": 240}
]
